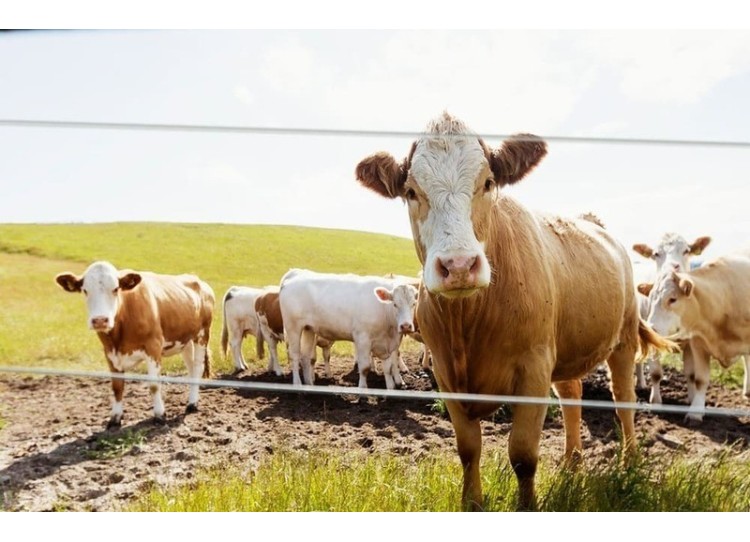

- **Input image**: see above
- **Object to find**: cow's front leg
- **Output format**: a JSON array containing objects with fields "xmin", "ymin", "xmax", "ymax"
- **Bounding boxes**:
[
  {"xmin": 265, "ymin": 334, "xmax": 283, "ymax": 376},
  {"xmin": 552, "ymin": 379, "xmax": 583, "ymax": 465},
  {"xmin": 146, "ymin": 356, "xmax": 166, "ymax": 423},
  {"xmin": 108, "ymin": 372, "xmax": 125, "ymax": 428},
  {"xmin": 685, "ymin": 344, "xmax": 711, "ymax": 425},
  {"xmin": 353, "ymin": 334, "xmax": 372, "ymax": 389},
  {"xmin": 508, "ymin": 382, "xmax": 548, "ymax": 511},
  {"xmin": 743, "ymin": 355, "xmax": 750, "ymax": 399},
  {"xmin": 382, "ymin": 351, "xmax": 403, "ymax": 389},
  {"xmin": 444, "ymin": 400, "xmax": 483, "ymax": 510}
]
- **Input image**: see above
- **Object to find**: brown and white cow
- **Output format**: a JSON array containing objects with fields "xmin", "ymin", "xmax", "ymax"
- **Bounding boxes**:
[
  {"xmin": 632, "ymin": 233, "xmax": 711, "ymax": 402},
  {"xmin": 355, "ymin": 112, "xmax": 673, "ymax": 510},
  {"xmin": 640, "ymin": 252, "xmax": 750, "ymax": 424},
  {"xmin": 254, "ymin": 286, "xmax": 333, "ymax": 377},
  {"xmin": 56, "ymin": 261, "xmax": 214, "ymax": 428}
]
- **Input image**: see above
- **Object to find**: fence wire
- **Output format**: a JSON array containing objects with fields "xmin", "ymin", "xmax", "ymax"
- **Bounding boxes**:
[{"xmin": 1, "ymin": 365, "xmax": 749, "ymax": 420}]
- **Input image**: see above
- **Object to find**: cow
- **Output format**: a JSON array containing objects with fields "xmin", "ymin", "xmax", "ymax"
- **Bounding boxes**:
[
  {"xmin": 632, "ymin": 233, "xmax": 711, "ymax": 402},
  {"xmin": 254, "ymin": 286, "xmax": 333, "ymax": 377},
  {"xmin": 55, "ymin": 261, "xmax": 214, "ymax": 428},
  {"xmin": 220, "ymin": 286, "xmax": 267, "ymax": 373},
  {"xmin": 279, "ymin": 269, "xmax": 419, "ymax": 389},
  {"xmin": 383, "ymin": 273, "xmax": 432, "ymax": 370},
  {"xmin": 354, "ymin": 112, "xmax": 673, "ymax": 510},
  {"xmin": 639, "ymin": 252, "xmax": 750, "ymax": 424}
]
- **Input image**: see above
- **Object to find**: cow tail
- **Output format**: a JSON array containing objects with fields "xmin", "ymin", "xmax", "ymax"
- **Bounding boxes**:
[
  {"xmin": 203, "ymin": 341, "xmax": 212, "ymax": 379},
  {"xmin": 220, "ymin": 291, "xmax": 230, "ymax": 358},
  {"xmin": 637, "ymin": 318, "xmax": 678, "ymax": 362}
]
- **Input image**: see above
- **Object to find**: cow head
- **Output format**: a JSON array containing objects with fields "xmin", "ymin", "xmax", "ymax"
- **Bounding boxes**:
[
  {"xmin": 639, "ymin": 271, "xmax": 695, "ymax": 338},
  {"xmin": 55, "ymin": 261, "xmax": 142, "ymax": 333},
  {"xmin": 374, "ymin": 283, "xmax": 419, "ymax": 334},
  {"xmin": 356, "ymin": 112, "xmax": 546, "ymax": 298},
  {"xmin": 633, "ymin": 234, "xmax": 711, "ymax": 273}
]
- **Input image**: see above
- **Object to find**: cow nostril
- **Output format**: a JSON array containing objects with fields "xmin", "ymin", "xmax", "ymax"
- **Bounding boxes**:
[
  {"xmin": 469, "ymin": 256, "xmax": 479, "ymax": 274},
  {"xmin": 436, "ymin": 259, "xmax": 450, "ymax": 278}
]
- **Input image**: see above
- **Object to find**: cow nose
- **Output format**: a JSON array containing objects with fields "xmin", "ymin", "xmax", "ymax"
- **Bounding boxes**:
[
  {"xmin": 671, "ymin": 263, "xmax": 681, "ymax": 271},
  {"xmin": 400, "ymin": 322, "xmax": 414, "ymax": 333},
  {"xmin": 436, "ymin": 255, "xmax": 481, "ymax": 287},
  {"xmin": 91, "ymin": 316, "xmax": 110, "ymax": 330}
]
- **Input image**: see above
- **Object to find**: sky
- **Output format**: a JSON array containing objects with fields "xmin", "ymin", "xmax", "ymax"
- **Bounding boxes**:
[{"xmin": 2, "ymin": 28, "xmax": 750, "ymax": 271}]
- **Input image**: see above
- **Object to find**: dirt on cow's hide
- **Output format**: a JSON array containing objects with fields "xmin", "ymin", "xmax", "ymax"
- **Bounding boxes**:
[{"xmin": 1, "ymin": 356, "xmax": 748, "ymax": 511}]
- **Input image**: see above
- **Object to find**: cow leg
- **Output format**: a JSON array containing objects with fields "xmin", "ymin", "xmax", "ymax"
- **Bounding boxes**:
[
  {"xmin": 300, "ymin": 329, "xmax": 317, "ymax": 385},
  {"xmin": 146, "ymin": 356, "xmax": 166, "ymax": 423},
  {"xmin": 320, "ymin": 343, "xmax": 332, "ymax": 379},
  {"xmin": 508, "ymin": 378, "xmax": 548, "ymax": 511},
  {"xmin": 742, "ymin": 355, "xmax": 750, "ymax": 399},
  {"xmin": 648, "ymin": 353, "xmax": 664, "ymax": 404},
  {"xmin": 635, "ymin": 360, "xmax": 647, "ymax": 390},
  {"xmin": 398, "ymin": 352, "xmax": 409, "ymax": 374},
  {"xmin": 421, "ymin": 344, "xmax": 431, "ymax": 370},
  {"xmin": 286, "ymin": 326, "xmax": 303, "ymax": 386},
  {"xmin": 683, "ymin": 344, "xmax": 696, "ymax": 405},
  {"xmin": 229, "ymin": 324, "xmax": 248, "ymax": 372},
  {"xmin": 265, "ymin": 334, "xmax": 283, "ymax": 376},
  {"xmin": 551, "ymin": 379, "xmax": 583, "ymax": 465},
  {"xmin": 685, "ymin": 345, "xmax": 711, "ymax": 425},
  {"xmin": 184, "ymin": 340, "xmax": 205, "ymax": 413},
  {"xmin": 606, "ymin": 345, "xmax": 637, "ymax": 458},
  {"xmin": 108, "ymin": 372, "xmax": 125, "ymax": 428},
  {"xmin": 444, "ymin": 400, "xmax": 483, "ymax": 510},
  {"xmin": 353, "ymin": 334, "xmax": 372, "ymax": 389},
  {"xmin": 382, "ymin": 351, "xmax": 402, "ymax": 390}
]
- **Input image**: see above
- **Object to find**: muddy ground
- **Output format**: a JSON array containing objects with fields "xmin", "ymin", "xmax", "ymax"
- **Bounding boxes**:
[{"xmin": 1, "ymin": 355, "xmax": 749, "ymax": 511}]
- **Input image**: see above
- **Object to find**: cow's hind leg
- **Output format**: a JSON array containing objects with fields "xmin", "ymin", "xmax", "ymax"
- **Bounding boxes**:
[
  {"xmin": 108, "ymin": 372, "xmax": 125, "ymax": 429},
  {"xmin": 742, "ymin": 355, "xmax": 750, "ymax": 399},
  {"xmin": 605, "ymin": 344, "xmax": 637, "ymax": 458},
  {"xmin": 382, "ymin": 351, "xmax": 402, "ymax": 389},
  {"xmin": 444, "ymin": 400, "xmax": 483, "ymax": 511},
  {"xmin": 146, "ymin": 356, "xmax": 166, "ymax": 423},
  {"xmin": 552, "ymin": 379, "xmax": 583, "ymax": 465},
  {"xmin": 182, "ymin": 341, "xmax": 203, "ymax": 414},
  {"xmin": 648, "ymin": 353, "xmax": 664, "ymax": 404},
  {"xmin": 353, "ymin": 334, "xmax": 372, "ymax": 389},
  {"xmin": 299, "ymin": 329, "xmax": 317, "ymax": 385}
]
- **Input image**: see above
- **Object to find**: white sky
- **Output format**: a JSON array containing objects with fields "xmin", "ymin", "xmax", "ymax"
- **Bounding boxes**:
[{"xmin": 1, "ymin": 24, "xmax": 750, "ymax": 266}]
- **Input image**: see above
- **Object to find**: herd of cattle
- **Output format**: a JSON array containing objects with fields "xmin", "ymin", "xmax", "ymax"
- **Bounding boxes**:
[{"xmin": 54, "ymin": 112, "xmax": 750, "ymax": 510}]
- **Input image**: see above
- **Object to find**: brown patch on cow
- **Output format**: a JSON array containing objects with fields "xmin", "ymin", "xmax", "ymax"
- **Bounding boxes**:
[
  {"xmin": 689, "ymin": 236, "xmax": 712, "ymax": 255},
  {"xmin": 632, "ymin": 244, "xmax": 654, "ymax": 259},
  {"xmin": 637, "ymin": 283, "xmax": 653, "ymax": 297},
  {"xmin": 488, "ymin": 134, "xmax": 547, "ymax": 186},
  {"xmin": 55, "ymin": 273, "xmax": 83, "ymax": 293},
  {"xmin": 255, "ymin": 290, "xmax": 284, "ymax": 337},
  {"xmin": 118, "ymin": 272, "xmax": 142, "ymax": 291}
]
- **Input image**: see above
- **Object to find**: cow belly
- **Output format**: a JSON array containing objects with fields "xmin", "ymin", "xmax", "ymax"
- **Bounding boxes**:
[{"xmin": 107, "ymin": 349, "xmax": 150, "ymax": 372}]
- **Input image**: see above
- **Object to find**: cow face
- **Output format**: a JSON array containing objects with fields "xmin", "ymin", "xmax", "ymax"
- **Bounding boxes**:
[
  {"xmin": 356, "ymin": 113, "xmax": 546, "ymax": 298},
  {"xmin": 633, "ymin": 234, "xmax": 711, "ymax": 273},
  {"xmin": 641, "ymin": 271, "xmax": 695, "ymax": 338},
  {"xmin": 374, "ymin": 283, "xmax": 419, "ymax": 334},
  {"xmin": 55, "ymin": 261, "xmax": 142, "ymax": 333}
]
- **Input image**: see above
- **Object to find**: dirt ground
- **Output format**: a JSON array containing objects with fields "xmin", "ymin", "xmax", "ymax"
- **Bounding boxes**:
[{"xmin": 1, "ymin": 355, "xmax": 749, "ymax": 511}]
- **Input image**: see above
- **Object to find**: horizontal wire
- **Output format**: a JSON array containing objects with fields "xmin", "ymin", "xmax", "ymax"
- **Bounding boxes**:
[
  {"xmin": 2, "ymin": 365, "xmax": 749, "ymax": 419},
  {"xmin": 1, "ymin": 119, "xmax": 750, "ymax": 148}
]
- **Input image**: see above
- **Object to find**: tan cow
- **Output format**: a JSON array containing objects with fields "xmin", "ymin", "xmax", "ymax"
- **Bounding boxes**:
[
  {"xmin": 56, "ymin": 261, "xmax": 214, "ymax": 428},
  {"xmin": 639, "ymin": 252, "xmax": 750, "ymax": 423},
  {"xmin": 254, "ymin": 287, "xmax": 333, "ymax": 377},
  {"xmin": 355, "ymin": 112, "xmax": 673, "ymax": 510},
  {"xmin": 632, "ymin": 233, "xmax": 711, "ymax": 400}
]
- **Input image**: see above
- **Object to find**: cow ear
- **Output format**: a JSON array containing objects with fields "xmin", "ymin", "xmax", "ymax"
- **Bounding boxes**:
[
  {"xmin": 689, "ymin": 236, "xmax": 711, "ymax": 255},
  {"xmin": 678, "ymin": 276, "xmax": 694, "ymax": 297},
  {"xmin": 355, "ymin": 151, "xmax": 408, "ymax": 199},
  {"xmin": 637, "ymin": 283, "xmax": 653, "ymax": 297},
  {"xmin": 118, "ymin": 272, "xmax": 142, "ymax": 291},
  {"xmin": 374, "ymin": 287, "xmax": 394, "ymax": 303},
  {"xmin": 489, "ymin": 133, "xmax": 547, "ymax": 187},
  {"xmin": 632, "ymin": 244, "xmax": 654, "ymax": 259},
  {"xmin": 56, "ymin": 273, "xmax": 83, "ymax": 293}
]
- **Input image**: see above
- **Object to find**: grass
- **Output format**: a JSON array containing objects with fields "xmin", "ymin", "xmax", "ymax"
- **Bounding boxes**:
[
  {"xmin": 129, "ymin": 448, "xmax": 750, "ymax": 512},
  {"xmin": 85, "ymin": 428, "xmax": 148, "ymax": 460},
  {"xmin": 0, "ymin": 223, "xmax": 421, "ymax": 374},
  {"xmin": 657, "ymin": 351, "xmax": 747, "ymax": 391}
]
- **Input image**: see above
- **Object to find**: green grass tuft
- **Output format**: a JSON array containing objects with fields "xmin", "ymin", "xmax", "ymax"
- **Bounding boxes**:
[{"xmin": 85, "ymin": 428, "xmax": 148, "ymax": 460}]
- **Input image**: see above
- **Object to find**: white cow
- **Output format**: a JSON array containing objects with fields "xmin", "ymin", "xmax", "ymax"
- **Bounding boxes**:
[
  {"xmin": 632, "ymin": 233, "xmax": 711, "ymax": 401},
  {"xmin": 279, "ymin": 269, "xmax": 418, "ymax": 389},
  {"xmin": 641, "ymin": 252, "xmax": 750, "ymax": 423},
  {"xmin": 220, "ymin": 286, "xmax": 267, "ymax": 373}
]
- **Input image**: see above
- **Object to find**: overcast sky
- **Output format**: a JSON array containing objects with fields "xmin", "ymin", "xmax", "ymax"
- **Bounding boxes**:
[{"xmin": 1, "ymin": 29, "xmax": 750, "ymax": 269}]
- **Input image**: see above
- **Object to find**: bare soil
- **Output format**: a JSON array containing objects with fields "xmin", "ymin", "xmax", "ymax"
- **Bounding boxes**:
[{"xmin": 1, "ymin": 356, "xmax": 749, "ymax": 511}]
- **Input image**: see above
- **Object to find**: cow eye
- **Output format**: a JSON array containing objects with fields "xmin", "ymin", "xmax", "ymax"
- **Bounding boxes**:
[
  {"xmin": 112, "ymin": 288, "xmax": 118, "ymax": 294},
  {"xmin": 405, "ymin": 188, "xmax": 417, "ymax": 201},
  {"xmin": 82, "ymin": 289, "xmax": 88, "ymax": 295},
  {"xmin": 668, "ymin": 297, "xmax": 677, "ymax": 305},
  {"xmin": 484, "ymin": 178, "xmax": 495, "ymax": 192},
  {"xmin": 653, "ymin": 252, "xmax": 661, "ymax": 258}
]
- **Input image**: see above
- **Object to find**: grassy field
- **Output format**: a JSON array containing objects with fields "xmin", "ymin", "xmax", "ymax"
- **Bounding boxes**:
[
  {"xmin": 0, "ymin": 222, "xmax": 422, "ymax": 373},
  {"xmin": 130, "ymin": 448, "xmax": 750, "ymax": 512}
]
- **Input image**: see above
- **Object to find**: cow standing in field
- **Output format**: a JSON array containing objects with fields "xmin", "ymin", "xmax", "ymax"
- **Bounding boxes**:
[
  {"xmin": 55, "ymin": 261, "xmax": 214, "ymax": 428},
  {"xmin": 632, "ymin": 233, "xmax": 711, "ymax": 402},
  {"xmin": 355, "ymin": 112, "xmax": 673, "ymax": 510},
  {"xmin": 220, "ymin": 286, "xmax": 267, "ymax": 373},
  {"xmin": 254, "ymin": 286, "xmax": 333, "ymax": 377},
  {"xmin": 640, "ymin": 252, "xmax": 750, "ymax": 423},
  {"xmin": 279, "ymin": 269, "xmax": 418, "ymax": 389}
]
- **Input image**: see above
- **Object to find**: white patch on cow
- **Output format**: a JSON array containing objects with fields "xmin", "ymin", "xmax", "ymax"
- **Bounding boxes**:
[
  {"xmin": 645, "ymin": 274, "xmax": 685, "ymax": 338},
  {"xmin": 410, "ymin": 124, "xmax": 491, "ymax": 294},
  {"xmin": 107, "ymin": 349, "xmax": 149, "ymax": 372},
  {"xmin": 111, "ymin": 399, "xmax": 124, "ymax": 422},
  {"xmin": 651, "ymin": 234, "xmax": 693, "ymax": 273},
  {"xmin": 80, "ymin": 261, "xmax": 122, "ymax": 332},
  {"xmin": 162, "ymin": 341, "xmax": 185, "ymax": 357},
  {"xmin": 146, "ymin": 357, "xmax": 165, "ymax": 419}
]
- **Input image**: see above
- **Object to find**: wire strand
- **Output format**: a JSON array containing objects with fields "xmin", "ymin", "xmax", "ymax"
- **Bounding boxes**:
[
  {"xmin": 1, "ymin": 119, "xmax": 750, "ymax": 148},
  {"xmin": 2, "ymin": 365, "xmax": 749, "ymax": 419}
]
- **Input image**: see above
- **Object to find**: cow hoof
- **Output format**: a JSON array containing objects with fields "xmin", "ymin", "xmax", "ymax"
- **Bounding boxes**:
[
  {"xmin": 185, "ymin": 403, "xmax": 199, "ymax": 414},
  {"xmin": 232, "ymin": 367, "xmax": 245, "ymax": 376},
  {"xmin": 153, "ymin": 415, "xmax": 167, "ymax": 425},
  {"xmin": 106, "ymin": 417, "xmax": 122, "ymax": 429},
  {"xmin": 684, "ymin": 414, "xmax": 703, "ymax": 426}
]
